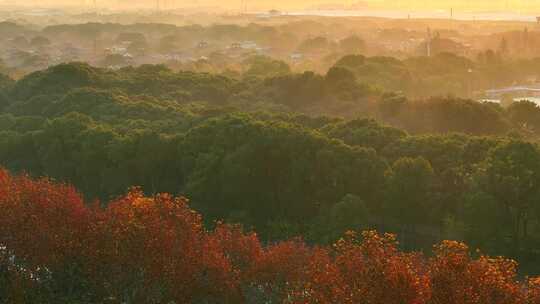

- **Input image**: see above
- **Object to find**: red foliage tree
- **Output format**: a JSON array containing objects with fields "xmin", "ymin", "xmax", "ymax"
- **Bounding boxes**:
[
  {"xmin": 527, "ymin": 277, "xmax": 540, "ymax": 304},
  {"xmin": 429, "ymin": 240, "xmax": 523, "ymax": 304},
  {"xmin": 0, "ymin": 169, "xmax": 89, "ymax": 269},
  {"xmin": 334, "ymin": 230, "xmax": 430, "ymax": 304},
  {"xmin": 0, "ymin": 168, "xmax": 90, "ymax": 301},
  {"xmin": 85, "ymin": 189, "xmax": 239, "ymax": 303},
  {"xmin": 1, "ymin": 167, "xmax": 540, "ymax": 303}
]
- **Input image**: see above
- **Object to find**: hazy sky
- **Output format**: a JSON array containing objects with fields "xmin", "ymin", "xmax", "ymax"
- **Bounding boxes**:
[{"xmin": 5, "ymin": 0, "xmax": 540, "ymax": 13}]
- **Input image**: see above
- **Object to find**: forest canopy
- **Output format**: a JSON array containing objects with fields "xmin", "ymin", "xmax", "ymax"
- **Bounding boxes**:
[{"xmin": 2, "ymin": 62, "xmax": 540, "ymax": 278}]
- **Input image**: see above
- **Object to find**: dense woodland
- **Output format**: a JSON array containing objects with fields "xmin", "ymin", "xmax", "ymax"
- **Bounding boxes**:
[{"xmin": 2, "ymin": 60, "xmax": 540, "ymax": 284}]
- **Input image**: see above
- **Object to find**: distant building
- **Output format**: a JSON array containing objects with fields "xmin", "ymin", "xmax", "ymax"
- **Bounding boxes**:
[
  {"xmin": 197, "ymin": 41, "xmax": 209, "ymax": 49},
  {"xmin": 230, "ymin": 42, "xmax": 242, "ymax": 50},
  {"xmin": 289, "ymin": 53, "xmax": 304, "ymax": 62},
  {"xmin": 240, "ymin": 41, "xmax": 258, "ymax": 49},
  {"xmin": 105, "ymin": 46, "xmax": 128, "ymax": 56}
]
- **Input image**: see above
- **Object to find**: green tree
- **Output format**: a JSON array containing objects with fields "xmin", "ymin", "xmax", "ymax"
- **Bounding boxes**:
[
  {"xmin": 479, "ymin": 140, "xmax": 540, "ymax": 253},
  {"xmin": 243, "ymin": 55, "xmax": 291, "ymax": 79},
  {"xmin": 384, "ymin": 157, "xmax": 434, "ymax": 248},
  {"xmin": 339, "ymin": 35, "xmax": 366, "ymax": 54},
  {"xmin": 507, "ymin": 100, "xmax": 540, "ymax": 132}
]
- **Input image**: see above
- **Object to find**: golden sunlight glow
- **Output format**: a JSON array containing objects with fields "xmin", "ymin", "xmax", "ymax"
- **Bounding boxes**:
[{"xmin": 6, "ymin": 0, "xmax": 540, "ymax": 12}]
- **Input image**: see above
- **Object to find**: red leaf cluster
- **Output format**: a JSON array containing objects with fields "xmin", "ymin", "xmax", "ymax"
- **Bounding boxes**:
[{"xmin": 0, "ymin": 168, "xmax": 539, "ymax": 303}]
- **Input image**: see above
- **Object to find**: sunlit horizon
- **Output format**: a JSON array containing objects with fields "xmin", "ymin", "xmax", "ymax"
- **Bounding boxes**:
[{"xmin": 2, "ymin": 0, "xmax": 540, "ymax": 15}]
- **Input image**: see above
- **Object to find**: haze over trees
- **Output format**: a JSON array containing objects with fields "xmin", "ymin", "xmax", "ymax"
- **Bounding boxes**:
[{"xmin": 3, "ymin": 16, "xmax": 540, "ymax": 100}]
